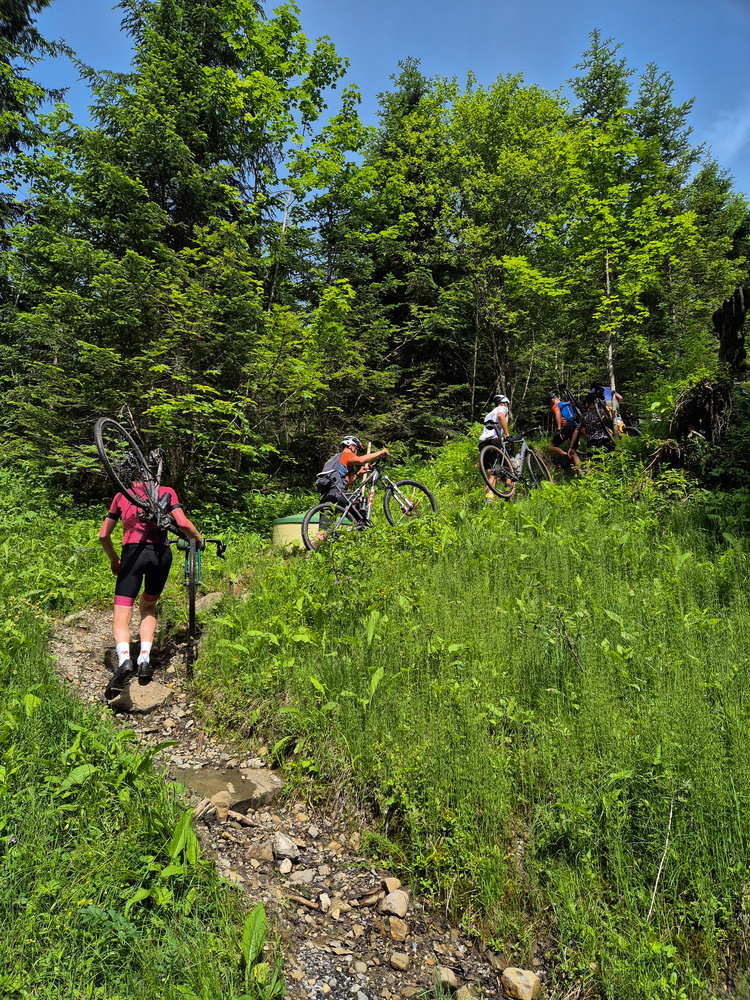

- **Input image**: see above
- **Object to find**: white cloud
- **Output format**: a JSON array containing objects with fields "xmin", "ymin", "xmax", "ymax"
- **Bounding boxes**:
[{"xmin": 702, "ymin": 101, "xmax": 750, "ymax": 165}]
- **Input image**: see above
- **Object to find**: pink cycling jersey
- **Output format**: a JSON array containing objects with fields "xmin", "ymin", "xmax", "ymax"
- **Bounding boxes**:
[{"xmin": 106, "ymin": 487, "xmax": 180, "ymax": 545}]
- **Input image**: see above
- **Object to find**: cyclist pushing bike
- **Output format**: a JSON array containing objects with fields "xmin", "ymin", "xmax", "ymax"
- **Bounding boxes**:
[
  {"xmin": 98, "ymin": 469, "xmax": 203, "ymax": 700},
  {"xmin": 304, "ymin": 436, "xmax": 436, "ymax": 550},
  {"xmin": 314, "ymin": 436, "xmax": 390, "ymax": 538}
]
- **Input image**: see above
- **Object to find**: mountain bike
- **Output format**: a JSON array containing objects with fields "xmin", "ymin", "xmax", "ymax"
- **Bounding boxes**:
[
  {"xmin": 95, "ymin": 417, "xmax": 227, "ymax": 676},
  {"xmin": 94, "ymin": 417, "xmax": 174, "ymax": 527},
  {"xmin": 479, "ymin": 426, "xmax": 553, "ymax": 500},
  {"xmin": 301, "ymin": 461, "xmax": 437, "ymax": 551}
]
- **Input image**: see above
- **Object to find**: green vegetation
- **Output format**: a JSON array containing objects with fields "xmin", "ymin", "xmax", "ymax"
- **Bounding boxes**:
[{"xmin": 192, "ymin": 443, "xmax": 750, "ymax": 998}]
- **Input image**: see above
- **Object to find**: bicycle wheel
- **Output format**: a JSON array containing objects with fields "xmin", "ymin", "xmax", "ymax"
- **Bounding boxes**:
[
  {"xmin": 301, "ymin": 503, "xmax": 361, "ymax": 551},
  {"xmin": 186, "ymin": 539, "xmax": 197, "ymax": 676},
  {"xmin": 621, "ymin": 425, "xmax": 641, "ymax": 437},
  {"xmin": 383, "ymin": 480, "xmax": 438, "ymax": 526},
  {"xmin": 479, "ymin": 444, "xmax": 516, "ymax": 500},
  {"xmin": 94, "ymin": 417, "xmax": 156, "ymax": 511},
  {"xmin": 515, "ymin": 450, "xmax": 553, "ymax": 498}
]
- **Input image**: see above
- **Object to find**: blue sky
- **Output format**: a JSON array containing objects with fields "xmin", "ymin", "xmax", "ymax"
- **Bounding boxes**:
[{"xmin": 33, "ymin": 0, "xmax": 750, "ymax": 196}]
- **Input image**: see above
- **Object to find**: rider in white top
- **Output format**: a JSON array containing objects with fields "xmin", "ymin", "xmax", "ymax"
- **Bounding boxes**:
[
  {"xmin": 479, "ymin": 394, "xmax": 510, "ymax": 503},
  {"xmin": 479, "ymin": 398, "xmax": 510, "ymax": 445}
]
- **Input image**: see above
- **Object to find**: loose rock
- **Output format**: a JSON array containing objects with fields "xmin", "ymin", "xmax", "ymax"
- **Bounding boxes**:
[
  {"xmin": 389, "ymin": 917, "xmax": 408, "ymax": 942},
  {"xmin": 390, "ymin": 953, "xmax": 410, "ymax": 972},
  {"xmin": 273, "ymin": 831, "xmax": 300, "ymax": 860},
  {"xmin": 438, "ymin": 967, "xmax": 459, "ymax": 990},
  {"xmin": 501, "ymin": 968, "xmax": 542, "ymax": 1000},
  {"xmin": 379, "ymin": 890, "xmax": 409, "ymax": 918},
  {"xmin": 279, "ymin": 858, "xmax": 293, "ymax": 875}
]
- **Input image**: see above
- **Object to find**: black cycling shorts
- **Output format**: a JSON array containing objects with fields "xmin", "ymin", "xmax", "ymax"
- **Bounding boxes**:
[
  {"xmin": 552, "ymin": 424, "xmax": 577, "ymax": 447},
  {"xmin": 114, "ymin": 543, "xmax": 173, "ymax": 605},
  {"xmin": 478, "ymin": 438, "xmax": 502, "ymax": 455}
]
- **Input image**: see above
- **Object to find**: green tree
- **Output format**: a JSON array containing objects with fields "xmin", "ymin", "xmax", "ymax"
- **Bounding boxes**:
[{"xmin": 1, "ymin": 0, "xmax": 365, "ymax": 501}]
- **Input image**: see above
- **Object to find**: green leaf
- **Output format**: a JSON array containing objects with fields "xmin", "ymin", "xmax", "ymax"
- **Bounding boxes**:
[
  {"xmin": 241, "ymin": 903, "xmax": 268, "ymax": 967},
  {"xmin": 370, "ymin": 666, "xmax": 384, "ymax": 697},
  {"xmin": 168, "ymin": 809, "xmax": 194, "ymax": 862},
  {"xmin": 124, "ymin": 887, "xmax": 150, "ymax": 918},
  {"xmin": 58, "ymin": 764, "xmax": 98, "ymax": 795}
]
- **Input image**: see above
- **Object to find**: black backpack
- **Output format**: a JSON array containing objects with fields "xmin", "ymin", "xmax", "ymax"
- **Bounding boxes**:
[{"xmin": 315, "ymin": 451, "xmax": 346, "ymax": 493}]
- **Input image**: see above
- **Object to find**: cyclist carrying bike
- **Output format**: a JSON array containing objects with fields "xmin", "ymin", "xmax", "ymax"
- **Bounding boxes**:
[
  {"xmin": 479, "ymin": 394, "xmax": 510, "ymax": 503},
  {"xmin": 548, "ymin": 390, "xmax": 582, "ymax": 469},
  {"xmin": 99, "ymin": 482, "xmax": 202, "ymax": 698},
  {"xmin": 568, "ymin": 392, "xmax": 615, "ymax": 458}
]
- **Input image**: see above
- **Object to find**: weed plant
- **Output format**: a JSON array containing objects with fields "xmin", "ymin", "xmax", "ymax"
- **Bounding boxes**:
[{"xmin": 196, "ymin": 440, "xmax": 750, "ymax": 999}]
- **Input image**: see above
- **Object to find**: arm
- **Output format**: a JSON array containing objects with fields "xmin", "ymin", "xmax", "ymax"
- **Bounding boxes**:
[
  {"xmin": 172, "ymin": 508, "xmax": 203, "ymax": 544},
  {"xmin": 99, "ymin": 515, "xmax": 120, "ymax": 576},
  {"xmin": 497, "ymin": 412, "xmax": 509, "ymax": 437},
  {"xmin": 348, "ymin": 447, "xmax": 390, "ymax": 471}
]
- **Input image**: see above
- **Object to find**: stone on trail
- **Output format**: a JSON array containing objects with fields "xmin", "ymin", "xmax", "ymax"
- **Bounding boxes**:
[
  {"xmin": 389, "ymin": 917, "xmax": 408, "ymax": 942},
  {"xmin": 278, "ymin": 858, "xmax": 293, "ymax": 875},
  {"xmin": 108, "ymin": 678, "xmax": 170, "ymax": 713},
  {"xmin": 273, "ymin": 831, "xmax": 300, "ymax": 860},
  {"xmin": 290, "ymin": 868, "xmax": 315, "ymax": 884},
  {"xmin": 455, "ymin": 986, "xmax": 482, "ymax": 1000},
  {"xmin": 438, "ymin": 967, "xmax": 459, "ymax": 990},
  {"xmin": 390, "ymin": 953, "xmax": 410, "ymax": 972},
  {"xmin": 247, "ymin": 841, "xmax": 274, "ymax": 863},
  {"xmin": 195, "ymin": 592, "xmax": 223, "ymax": 613},
  {"xmin": 382, "ymin": 877, "xmax": 401, "ymax": 894},
  {"xmin": 379, "ymin": 890, "xmax": 409, "ymax": 918},
  {"xmin": 354, "ymin": 961, "xmax": 368, "ymax": 974},
  {"xmin": 210, "ymin": 790, "xmax": 231, "ymax": 809},
  {"xmin": 501, "ymin": 968, "xmax": 542, "ymax": 1000}
]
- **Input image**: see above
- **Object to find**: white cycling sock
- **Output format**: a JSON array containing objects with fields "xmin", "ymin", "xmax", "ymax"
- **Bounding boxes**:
[
  {"xmin": 137, "ymin": 641, "xmax": 152, "ymax": 666},
  {"xmin": 116, "ymin": 642, "xmax": 130, "ymax": 667}
]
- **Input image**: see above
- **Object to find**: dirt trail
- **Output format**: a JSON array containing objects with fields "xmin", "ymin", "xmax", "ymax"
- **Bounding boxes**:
[{"xmin": 51, "ymin": 608, "xmax": 549, "ymax": 1000}]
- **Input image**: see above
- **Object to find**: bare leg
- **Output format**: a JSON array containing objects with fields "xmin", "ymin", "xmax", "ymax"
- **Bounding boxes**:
[
  {"xmin": 113, "ymin": 604, "xmax": 133, "ymax": 646},
  {"xmin": 138, "ymin": 594, "xmax": 159, "ymax": 644}
]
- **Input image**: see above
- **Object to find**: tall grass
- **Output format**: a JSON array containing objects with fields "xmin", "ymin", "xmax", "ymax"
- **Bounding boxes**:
[{"xmin": 197, "ymin": 443, "xmax": 750, "ymax": 998}]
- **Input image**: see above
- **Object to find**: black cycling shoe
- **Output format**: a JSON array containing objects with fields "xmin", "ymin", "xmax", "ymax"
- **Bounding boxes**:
[
  {"xmin": 105, "ymin": 659, "xmax": 134, "ymax": 700},
  {"xmin": 137, "ymin": 659, "xmax": 153, "ymax": 685}
]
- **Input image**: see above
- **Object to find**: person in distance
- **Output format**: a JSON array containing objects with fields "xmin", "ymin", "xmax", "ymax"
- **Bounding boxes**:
[{"xmin": 478, "ymin": 394, "xmax": 510, "ymax": 504}]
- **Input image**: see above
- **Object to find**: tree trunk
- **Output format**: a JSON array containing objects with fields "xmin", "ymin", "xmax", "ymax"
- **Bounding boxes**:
[
  {"xmin": 713, "ymin": 286, "xmax": 749, "ymax": 370},
  {"xmin": 604, "ymin": 248, "xmax": 620, "ymax": 439}
]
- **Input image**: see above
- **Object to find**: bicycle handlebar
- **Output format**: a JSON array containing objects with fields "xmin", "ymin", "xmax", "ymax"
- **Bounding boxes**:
[
  {"xmin": 171, "ymin": 537, "xmax": 227, "ymax": 559},
  {"xmin": 502, "ymin": 425, "xmax": 543, "ymax": 443}
]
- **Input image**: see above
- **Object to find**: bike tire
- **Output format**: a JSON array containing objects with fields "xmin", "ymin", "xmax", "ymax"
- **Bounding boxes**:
[
  {"xmin": 94, "ymin": 417, "xmax": 156, "ymax": 511},
  {"xmin": 383, "ymin": 480, "xmax": 438, "ymax": 526},
  {"xmin": 514, "ymin": 450, "xmax": 553, "ymax": 498},
  {"xmin": 479, "ymin": 444, "xmax": 516, "ymax": 500},
  {"xmin": 621, "ymin": 425, "xmax": 641, "ymax": 438},
  {"xmin": 301, "ymin": 503, "xmax": 361, "ymax": 551},
  {"xmin": 188, "ymin": 539, "xmax": 197, "ymax": 640}
]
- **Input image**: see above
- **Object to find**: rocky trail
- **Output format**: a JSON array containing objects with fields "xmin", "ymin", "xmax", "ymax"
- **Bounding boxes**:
[{"xmin": 50, "ymin": 605, "xmax": 551, "ymax": 1000}]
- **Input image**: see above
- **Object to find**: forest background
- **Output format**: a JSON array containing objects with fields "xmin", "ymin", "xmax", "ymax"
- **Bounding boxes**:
[{"xmin": 3, "ymin": 0, "xmax": 750, "ymax": 517}]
